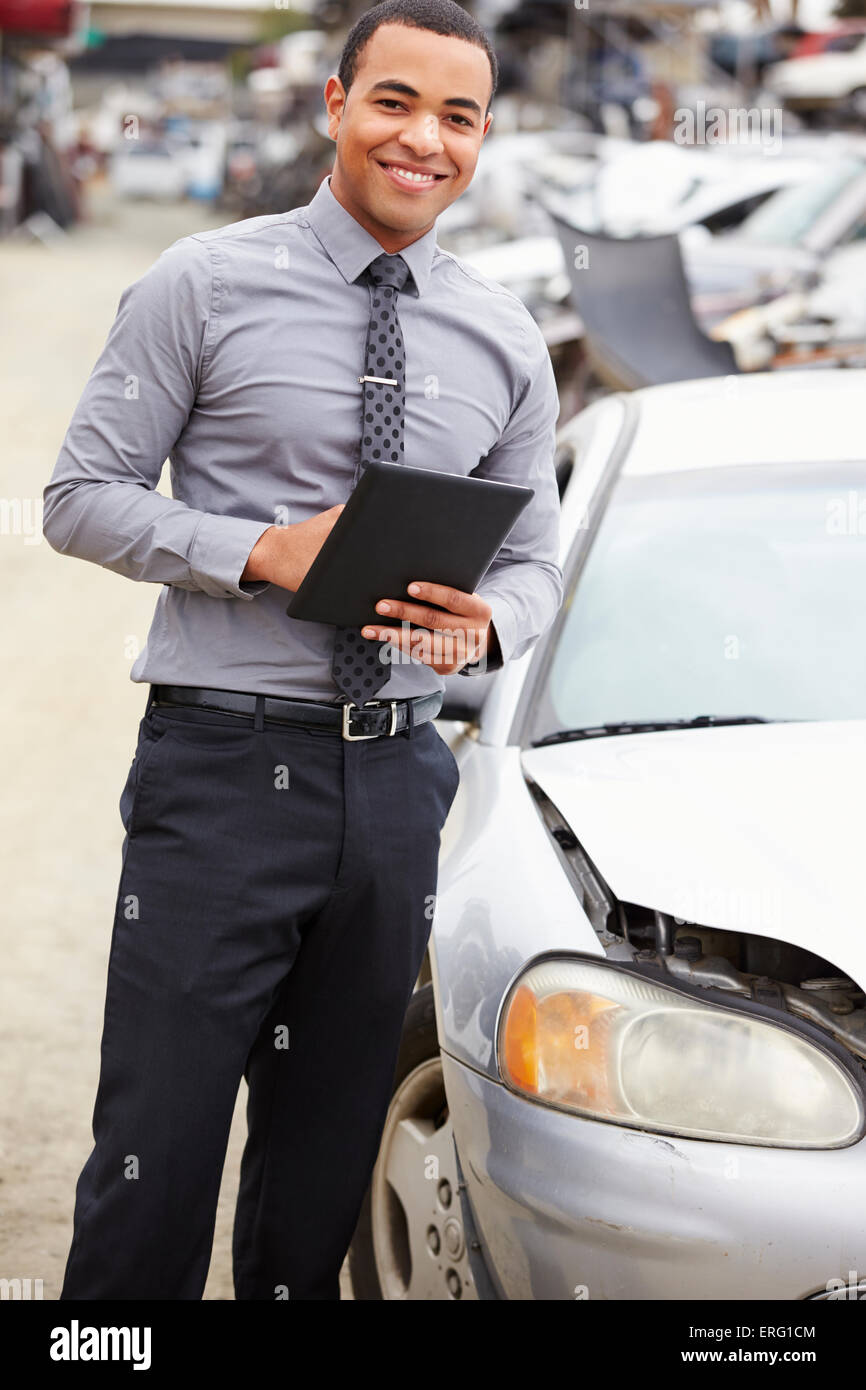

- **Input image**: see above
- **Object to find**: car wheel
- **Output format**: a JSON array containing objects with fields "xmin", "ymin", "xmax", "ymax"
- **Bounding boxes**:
[
  {"xmin": 847, "ymin": 87, "xmax": 866, "ymax": 121},
  {"xmin": 348, "ymin": 983, "xmax": 483, "ymax": 1300}
]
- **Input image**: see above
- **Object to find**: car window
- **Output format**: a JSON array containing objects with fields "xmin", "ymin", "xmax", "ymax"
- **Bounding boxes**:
[
  {"xmin": 737, "ymin": 160, "xmax": 865, "ymax": 246},
  {"xmin": 699, "ymin": 193, "xmax": 774, "ymax": 235},
  {"xmin": 826, "ymin": 33, "xmax": 866, "ymax": 52},
  {"xmin": 531, "ymin": 461, "xmax": 866, "ymax": 736}
]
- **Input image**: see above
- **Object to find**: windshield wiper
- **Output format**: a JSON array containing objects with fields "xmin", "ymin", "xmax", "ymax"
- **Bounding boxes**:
[{"xmin": 531, "ymin": 715, "xmax": 772, "ymax": 748}]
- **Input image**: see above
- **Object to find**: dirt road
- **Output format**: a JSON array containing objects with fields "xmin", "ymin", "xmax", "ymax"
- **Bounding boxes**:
[{"xmin": 0, "ymin": 183, "xmax": 352, "ymax": 1300}]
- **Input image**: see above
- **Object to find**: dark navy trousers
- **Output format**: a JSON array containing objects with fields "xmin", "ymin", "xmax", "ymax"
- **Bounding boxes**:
[{"xmin": 60, "ymin": 688, "xmax": 459, "ymax": 1301}]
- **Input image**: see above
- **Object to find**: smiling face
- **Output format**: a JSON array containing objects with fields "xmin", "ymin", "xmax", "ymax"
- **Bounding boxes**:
[{"xmin": 324, "ymin": 22, "xmax": 493, "ymax": 252}]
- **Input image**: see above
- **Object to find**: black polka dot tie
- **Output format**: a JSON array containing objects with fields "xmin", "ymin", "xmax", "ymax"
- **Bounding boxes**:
[{"xmin": 331, "ymin": 251, "xmax": 410, "ymax": 707}]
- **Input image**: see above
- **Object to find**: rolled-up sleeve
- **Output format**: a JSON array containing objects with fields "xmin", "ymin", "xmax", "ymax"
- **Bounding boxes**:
[
  {"xmin": 463, "ymin": 312, "xmax": 563, "ymax": 672},
  {"xmin": 41, "ymin": 235, "xmax": 273, "ymax": 600}
]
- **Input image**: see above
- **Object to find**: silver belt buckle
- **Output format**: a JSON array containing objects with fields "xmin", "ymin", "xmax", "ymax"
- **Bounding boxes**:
[{"xmin": 341, "ymin": 700, "xmax": 399, "ymax": 741}]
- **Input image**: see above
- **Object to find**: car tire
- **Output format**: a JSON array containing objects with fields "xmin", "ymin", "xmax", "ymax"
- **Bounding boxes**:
[
  {"xmin": 848, "ymin": 87, "xmax": 866, "ymax": 121},
  {"xmin": 347, "ymin": 983, "xmax": 494, "ymax": 1300}
]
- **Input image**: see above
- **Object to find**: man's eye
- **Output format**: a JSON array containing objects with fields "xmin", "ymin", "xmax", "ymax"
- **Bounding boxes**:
[{"xmin": 375, "ymin": 99, "xmax": 472, "ymax": 128}]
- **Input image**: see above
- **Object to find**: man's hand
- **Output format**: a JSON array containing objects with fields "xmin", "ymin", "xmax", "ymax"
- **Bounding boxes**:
[
  {"xmin": 241, "ymin": 506, "xmax": 345, "ymax": 591},
  {"xmin": 360, "ymin": 581, "xmax": 493, "ymax": 676}
]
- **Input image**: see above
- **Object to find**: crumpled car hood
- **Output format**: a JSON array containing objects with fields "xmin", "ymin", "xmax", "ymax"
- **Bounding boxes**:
[{"xmin": 521, "ymin": 720, "xmax": 866, "ymax": 978}]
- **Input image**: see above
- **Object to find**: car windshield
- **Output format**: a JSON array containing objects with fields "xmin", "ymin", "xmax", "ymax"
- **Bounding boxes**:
[
  {"xmin": 736, "ymin": 159, "xmax": 864, "ymax": 245},
  {"xmin": 533, "ymin": 461, "xmax": 866, "ymax": 738}
]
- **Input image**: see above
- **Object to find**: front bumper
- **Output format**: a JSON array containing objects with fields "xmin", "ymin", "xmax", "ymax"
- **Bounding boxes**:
[{"xmin": 442, "ymin": 1051, "xmax": 866, "ymax": 1300}]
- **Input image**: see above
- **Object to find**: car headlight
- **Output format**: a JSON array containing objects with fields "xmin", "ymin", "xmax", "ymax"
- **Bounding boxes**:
[{"xmin": 497, "ymin": 957, "xmax": 864, "ymax": 1148}]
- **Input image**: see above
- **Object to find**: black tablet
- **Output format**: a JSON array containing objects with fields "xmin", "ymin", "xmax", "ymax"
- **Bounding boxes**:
[{"xmin": 285, "ymin": 461, "xmax": 534, "ymax": 628}]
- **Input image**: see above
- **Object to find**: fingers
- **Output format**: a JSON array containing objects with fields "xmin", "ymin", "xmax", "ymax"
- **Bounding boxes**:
[
  {"xmin": 407, "ymin": 580, "xmax": 490, "ymax": 618},
  {"xmin": 357, "ymin": 583, "xmax": 490, "ymax": 671},
  {"xmin": 362, "ymin": 620, "xmax": 486, "ymax": 671},
  {"xmin": 367, "ymin": 582, "xmax": 492, "ymax": 631}
]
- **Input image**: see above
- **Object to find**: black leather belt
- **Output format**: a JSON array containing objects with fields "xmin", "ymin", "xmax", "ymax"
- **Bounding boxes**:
[{"xmin": 150, "ymin": 685, "xmax": 444, "ymax": 741}]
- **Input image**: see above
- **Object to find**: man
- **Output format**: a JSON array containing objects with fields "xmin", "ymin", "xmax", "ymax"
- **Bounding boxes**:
[{"xmin": 44, "ymin": 0, "xmax": 562, "ymax": 1300}]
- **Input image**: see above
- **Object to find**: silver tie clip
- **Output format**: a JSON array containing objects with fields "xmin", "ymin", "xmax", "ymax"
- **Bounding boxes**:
[{"xmin": 359, "ymin": 374, "xmax": 399, "ymax": 386}]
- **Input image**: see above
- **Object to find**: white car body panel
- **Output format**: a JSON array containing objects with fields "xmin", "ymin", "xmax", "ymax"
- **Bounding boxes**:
[{"xmin": 769, "ymin": 46, "xmax": 866, "ymax": 100}]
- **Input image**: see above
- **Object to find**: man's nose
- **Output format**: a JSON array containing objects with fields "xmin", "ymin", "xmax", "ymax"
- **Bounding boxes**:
[{"xmin": 397, "ymin": 113, "xmax": 445, "ymax": 156}]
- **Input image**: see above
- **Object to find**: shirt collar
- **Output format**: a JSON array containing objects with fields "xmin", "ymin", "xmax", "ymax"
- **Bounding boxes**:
[{"xmin": 304, "ymin": 173, "xmax": 437, "ymax": 297}]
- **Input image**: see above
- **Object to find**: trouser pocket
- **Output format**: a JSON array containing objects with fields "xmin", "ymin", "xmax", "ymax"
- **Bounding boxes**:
[{"xmin": 119, "ymin": 714, "xmax": 173, "ymax": 838}]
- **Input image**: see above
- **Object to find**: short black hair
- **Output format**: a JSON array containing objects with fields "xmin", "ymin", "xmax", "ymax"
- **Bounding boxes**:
[{"xmin": 338, "ymin": 0, "xmax": 498, "ymax": 114}]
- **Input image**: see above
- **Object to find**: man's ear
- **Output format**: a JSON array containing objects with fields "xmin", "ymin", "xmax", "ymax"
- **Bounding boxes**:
[
  {"xmin": 324, "ymin": 74, "xmax": 346, "ymax": 141},
  {"xmin": 482, "ymin": 109, "xmax": 493, "ymax": 140}
]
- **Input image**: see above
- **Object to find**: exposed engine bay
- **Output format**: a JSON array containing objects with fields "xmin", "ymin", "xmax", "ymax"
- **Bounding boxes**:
[{"xmin": 530, "ymin": 778, "xmax": 866, "ymax": 1063}]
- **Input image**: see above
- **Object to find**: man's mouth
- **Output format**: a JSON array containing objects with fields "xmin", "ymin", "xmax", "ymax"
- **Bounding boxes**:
[{"xmin": 376, "ymin": 160, "xmax": 449, "ymax": 191}]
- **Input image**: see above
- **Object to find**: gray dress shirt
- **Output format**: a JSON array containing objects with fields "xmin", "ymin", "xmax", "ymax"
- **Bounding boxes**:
[{"xmin": 42, "ymin": 174, "xmax": 563, "ymax": 701}]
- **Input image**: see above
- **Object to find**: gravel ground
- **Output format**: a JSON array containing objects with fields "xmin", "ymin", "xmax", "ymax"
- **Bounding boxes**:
[{"xmin": 0, "ymin": 181, "xmax": 353, "ymax": 1301}]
